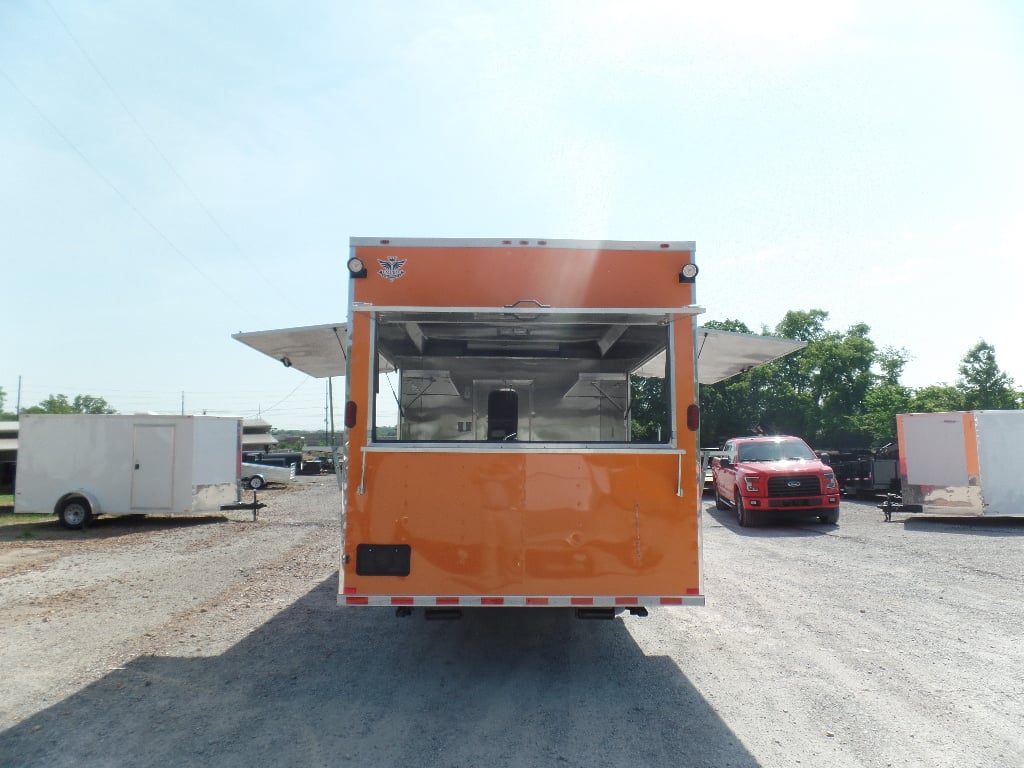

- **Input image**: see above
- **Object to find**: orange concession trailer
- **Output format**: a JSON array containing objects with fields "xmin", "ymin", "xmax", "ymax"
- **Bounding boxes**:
[
  {"xmin": 233, "ymin": 236, "xmax": 807, "ymax": 617},
  {"xmin": 341, "ymin": 238, "xmax": 702, "ymax": 614}
]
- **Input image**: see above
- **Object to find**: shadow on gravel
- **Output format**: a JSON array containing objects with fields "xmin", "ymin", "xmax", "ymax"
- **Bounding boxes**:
[
  {"xmin": 0, "ymin": 514, "xmax": 234, "ymax": 542},
  {"xmin": 900, "ymin": 515, "xmax": 1024, "ymax": 536},
  {"xmin": 704, "ymin": 505, "xmax": 836, "ymax": 538},
  {"xmin": 1, "ymin": 577, "xmax": 761, "ymax": 768}
]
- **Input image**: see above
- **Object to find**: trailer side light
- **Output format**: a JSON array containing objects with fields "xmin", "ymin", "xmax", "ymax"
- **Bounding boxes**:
[
  {"xmin": 679, "ymin": 263, "xmax": 699, "ymax": 283},
  {"xmin": 686, "ymin": 404, "xmax": 700, "ymax": 431},
  {"xmin": 345, "ymin": 401, "xmax": 358, "ymax": 428}
]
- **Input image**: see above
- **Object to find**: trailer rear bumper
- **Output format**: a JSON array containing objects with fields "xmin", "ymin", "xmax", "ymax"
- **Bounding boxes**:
[{"xmin": 338, "ymin": 593, "xmax": 705, "ymax": 608}]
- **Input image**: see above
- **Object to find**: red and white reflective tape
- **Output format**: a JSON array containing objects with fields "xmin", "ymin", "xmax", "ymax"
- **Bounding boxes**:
[{"xmin": 339, "ymin": 593, "xmax": 704, "ymax": 607}]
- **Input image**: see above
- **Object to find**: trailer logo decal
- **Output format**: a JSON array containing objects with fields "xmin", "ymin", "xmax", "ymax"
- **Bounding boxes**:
[{"xmin": 377, "ymin": 256, "xmax": 407, "ymax": 282}]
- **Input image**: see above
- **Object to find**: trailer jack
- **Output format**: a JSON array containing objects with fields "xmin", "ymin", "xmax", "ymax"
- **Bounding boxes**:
[{"xmin": 878, "ymin": 493, "xmax": 901, "ymax": 522}]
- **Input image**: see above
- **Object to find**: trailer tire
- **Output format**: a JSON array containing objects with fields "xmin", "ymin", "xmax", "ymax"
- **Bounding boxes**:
[
  {"xmin": 57, "ymin": 497, "xmax": 92, "ymax": 530},
  {"xmin": 247, "ymin": 475, "xmax": 265, "ymax": 490}
]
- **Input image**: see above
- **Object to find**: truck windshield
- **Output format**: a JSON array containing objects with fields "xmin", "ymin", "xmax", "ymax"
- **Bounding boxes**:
[
  {"xmin": 370, "ymin": 310, "xmax": 673, "ymax": 444},
  {"xmin": 737, "ymin": 440, "xmax": 817, "ymax": 462}
]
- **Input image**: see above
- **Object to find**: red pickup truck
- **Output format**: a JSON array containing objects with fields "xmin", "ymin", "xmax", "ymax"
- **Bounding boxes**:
[{"xmin": 710, "ymin": 435, "xmax": 840, "ymax": 526}]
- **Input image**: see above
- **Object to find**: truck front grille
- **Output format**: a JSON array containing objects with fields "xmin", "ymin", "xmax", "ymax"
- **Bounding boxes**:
[{"xmin": 767, "ymin": 475, "xmax": 822, "ymax": 497}]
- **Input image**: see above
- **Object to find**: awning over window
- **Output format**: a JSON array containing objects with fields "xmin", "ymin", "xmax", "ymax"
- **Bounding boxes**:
[{"xmin": 233, "ymin": 322, "xmax": 804, "ymax": 385}]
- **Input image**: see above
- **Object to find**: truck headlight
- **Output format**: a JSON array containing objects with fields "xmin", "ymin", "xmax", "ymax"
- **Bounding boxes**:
[
  {"xmin": 743, "ymin": 476, "xmax": 761, "ymax": 493},
  {"xmin": 824, "ymin": 472, "xmax": 837, "ymax": 490}
]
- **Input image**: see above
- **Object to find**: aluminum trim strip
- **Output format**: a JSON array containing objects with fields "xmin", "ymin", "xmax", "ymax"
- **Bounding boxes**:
[
  {"xmin": 350, "ymin": 237, "xmax": 697, "ymax": 251},
  {"xmin": 360, "ymin": 445, "xmax": 688, "ymax": 454},
  {"xmin": 351, "ymin": 304, "xmax": 706, "ymax": 316}
]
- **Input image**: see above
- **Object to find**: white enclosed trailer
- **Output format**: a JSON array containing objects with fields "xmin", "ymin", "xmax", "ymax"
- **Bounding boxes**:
[
  {"xmin": 14, "ymin": 414, "xmax": 242, "ymax": 529},
  {"xmin": 896, "ymin": 410, "xmax": 1024, "ymax": 516}
]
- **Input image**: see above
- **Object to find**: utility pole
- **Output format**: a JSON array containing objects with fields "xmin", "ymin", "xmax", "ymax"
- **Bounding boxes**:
[
  {"xmin": 16, "ymin": 375, "xmax": 22, "ymax": 414},
  {"xmin": 181, "ymin": 391, "xmax": 185, "ymax": 416}
]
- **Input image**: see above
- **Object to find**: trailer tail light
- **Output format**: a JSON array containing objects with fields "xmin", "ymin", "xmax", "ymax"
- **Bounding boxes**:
[
  {"xmin": 686, "ymin": 404, "xmax": 700, "ymax": 431},
  {"xmin": 345, "ymin": 401, "xmax": 358, "ymax": 428}
]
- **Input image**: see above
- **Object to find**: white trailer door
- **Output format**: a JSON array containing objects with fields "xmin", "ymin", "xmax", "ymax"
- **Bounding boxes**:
[{"xmin": 131, "ymin": 425, "xmax": 175, "ymax": 509}]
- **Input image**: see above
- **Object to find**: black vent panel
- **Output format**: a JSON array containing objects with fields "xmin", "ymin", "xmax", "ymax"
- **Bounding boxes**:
[{"xmin": 356, "ymin": 544, "xmax": 411, "ymax": 576}]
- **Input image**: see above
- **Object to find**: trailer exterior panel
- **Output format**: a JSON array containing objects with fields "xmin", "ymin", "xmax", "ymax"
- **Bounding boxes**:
[{"xmin": 340, "ymin": 238, "xmax": 703, "ymax": 608}]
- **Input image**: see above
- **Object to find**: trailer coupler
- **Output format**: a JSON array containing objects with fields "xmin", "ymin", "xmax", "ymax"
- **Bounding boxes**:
[{"xmin": 219, "ymin": 490, "xmax": 267, "ymax": 521}]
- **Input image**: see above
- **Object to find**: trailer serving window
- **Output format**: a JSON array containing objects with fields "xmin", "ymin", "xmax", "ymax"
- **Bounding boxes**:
[{"xmin": 370, "ymin": 310, "xmax": 673, "ymax": 444}]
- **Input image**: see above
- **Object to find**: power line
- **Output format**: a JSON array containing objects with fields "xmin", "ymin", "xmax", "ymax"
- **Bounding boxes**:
[
  {"xmin": 42, "ymin": 0, "xmax": 285, "ymax": 298},
  {"xmin": 0, "ymin": 63, "xmax": 245, "ymax": 309}
]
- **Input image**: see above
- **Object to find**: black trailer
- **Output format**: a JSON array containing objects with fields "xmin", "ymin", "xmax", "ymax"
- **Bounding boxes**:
[{"xmin": 830, "ymin": 444, "xmax": 900, "ymax": 498}]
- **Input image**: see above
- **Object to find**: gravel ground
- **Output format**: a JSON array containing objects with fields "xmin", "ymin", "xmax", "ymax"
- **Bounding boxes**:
[{"xmin": 1, "ymin": 477, "xmax": 1021, "ymax": 767}]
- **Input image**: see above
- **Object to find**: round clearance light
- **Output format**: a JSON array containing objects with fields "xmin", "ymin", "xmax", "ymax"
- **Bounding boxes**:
[
  {"xmin": 347, "ymin": 257, "xmax": 365, "ymax": 274},
  {"xmin": 681, "ymin": 263, "xmax": 698, "ymax": 279}
]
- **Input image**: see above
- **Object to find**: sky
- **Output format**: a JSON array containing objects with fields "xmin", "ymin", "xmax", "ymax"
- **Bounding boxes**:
[{"xmin": 2, "ymin": 0, "xmax": 1023, "ymax": 432}]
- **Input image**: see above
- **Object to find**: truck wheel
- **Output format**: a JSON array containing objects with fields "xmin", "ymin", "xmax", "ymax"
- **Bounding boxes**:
[
  {"xmin": 819, "ymin": 508, "xmax": 840, "ymax": 525},
  {"xmin": 736, "ymin": 490, "xmax": 754, "ymax": 527},
  {"xmin": 248, "ymin": 475, "xmax": 265, "ymax": 490},
  {"xmin": 714, "ymin": 486, "xmax": 727, "ymax": 510},
  {"xmin": 58, "ymin": 498, "xmax": 92, "ymax": 530}
]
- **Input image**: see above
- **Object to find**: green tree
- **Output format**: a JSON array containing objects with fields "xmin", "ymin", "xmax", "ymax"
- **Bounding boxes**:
[
  {"xmin": 750, "ymin": 311, "xmax": 876, "ymax": 447},
  {"xmin": 956, "ymin": 341, "xmax": 1019, "ymax": 410},
  {"xmin": 908, "ymin": 384, "xmax": 964, "ymax": 413},
  {"xmin": 860, "ymin": 347, "xmax": 912, "ymax": 444},
  {"xmin": 0, "ymin": 386, "xmax": 12, "ymax": 420},
  {"xmin": 630, "ymin": 375, "xmax": 669, "ymax": 441},
  {"xmin": 24, "ymin": 394, "xmax": 116, "ymax": 414}
]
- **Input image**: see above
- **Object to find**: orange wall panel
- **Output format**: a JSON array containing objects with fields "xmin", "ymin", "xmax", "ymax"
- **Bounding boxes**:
[{"xmin": 343, "ymin": 451, "xmax": 699, "ymax": 597}]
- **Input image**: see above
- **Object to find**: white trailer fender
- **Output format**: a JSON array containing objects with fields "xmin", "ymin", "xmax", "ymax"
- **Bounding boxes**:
[{"xmin": 55, "ymin": 490, "xmax": 102, "ymax": 517}]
